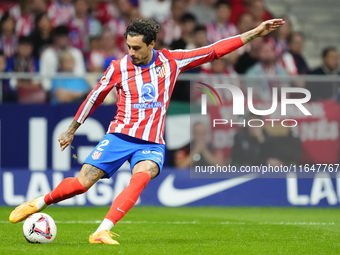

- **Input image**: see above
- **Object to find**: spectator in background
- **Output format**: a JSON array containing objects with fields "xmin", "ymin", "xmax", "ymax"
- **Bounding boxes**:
[
  {"xmin": 237, "ymin": 12, "xmax": 255, "ymax": 34},
  {"xmin": 170, "ymin": 25, "xmax": 208, "ymax": 102},
  {"xmin": 310, "ymin": 47, "xmax": 339, "ymax": 75},
  {"xmin": 139, "ymin": 0, "xmax": 171, "ymax": 23},
  {"xmin": 169, "ymin": 13, "xmax": 197, "ymax": 50},
  {"xmin": 188, "ymin": 0, "xmax": 217, "ymax": 25},
  {"xmin": 87, "ymin": 36, "xmax": 102, "ymax": 72},
  {"xmin": 32, "ymin": 13, "xmax": 53, "ymax": 58},
  {"xmin": 11, "ymin": 0, "xmax": 35, "ymax": 37},
  {"xmin": 206, "ymin": 0, "xmax": 239, "ymax": 64},
  {"xmin": 51, "ymin": 50, "xmax": 89, "ymax": 104},
  {"xmin": 206, "ymin": 0, "xmax": 238, "ymax": 44},
  {"xmin": 0, "ymin": 13, "xmax": 17, "ymax": 58},
  {"xmin": 89, "ymin": 0, "xmax": 118, "ymax": 25},
  {"xmin": 281, "ymin": 32, "xmax": 309, "ymax": 76},
  {"xmin": 0, "ymin": 51, "xmax": 16, "ymax": 103},
  {"xmin": 31, "ymin": 0, "xmax": 48, "ymax": 16},
  {"xmin": 174, "ymin": 122, "xmax": 225, "ymax": 169},
  {"xmin": 68, "ymin": 0, "xmax": 102, "ymax": 54},
  {"xmin": 245, "ymin": 42, "xmax": 288, "ymax": 101},
  {"xmin": 244, "ymin": 0, "xmax": 272, "ymax": 26},
  {"xmin": 47, "ymin": 0, "xmax": 74, "ymax": 28},
  {"xmin": 236, "ymin": 12, "xmax": 255, "ymax": 54},
  {"xmin": 199, "ymin": 58, "xmax": 240, "ymax": 103},
  {"xmin": 267, "ymin": 17, "xmax": 292, "ymax": 59},
  {"xmin": 193, "ymin": 25, "xmax": 209, "ymax": 48},
  {"xmin": 40, "ymin": 25, "xmax": 85, "ymax": 91},
  {"xmin": 87, "ymin": 28, "xmax": 124, "ymax": 72},
  {"xmin": 230, "ymin": 113, "xmax": 302, "ymax": 166},
  {"xmin": 235, "ymin": 37, "xmax": 264, "ymax": 74},
  {"xmin": 7, "ymin": 36, "xmax": 45, "ymax": 104},
  {"xmin": 161, "ymin": 0, "xmax": 187, "ymax": 46},
  {"xmin": 307, "ymin": 46, "xmax": 339, "ymax": 101},
  {"xmin": 106, "ymin": 0, "xmax": 138, "ymax": 54},
  {"xmin": 229, "ymin": 0, "xmax": 247, "ymax": 25}
]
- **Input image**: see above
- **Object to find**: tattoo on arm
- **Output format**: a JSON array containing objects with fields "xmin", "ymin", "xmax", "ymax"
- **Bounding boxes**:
[
  {"xmin": 67, "ymin": 120, "xmax": 81, "ymax": 134},
  {"xmin": 83, "ymin": 165, "xmax": 104, "ymax": 182},
  {"xmin": 240, "ymin": 29, "xmax": 258, "ymax": 44}
]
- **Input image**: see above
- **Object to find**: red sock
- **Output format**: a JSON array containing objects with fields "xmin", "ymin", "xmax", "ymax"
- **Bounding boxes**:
[
  {"xmin": 44, "ymin": 177, "xmax": 87, "ymax": 205},
  {"xmin": 105, "ymin": 172, "xmax": 150, "ymax": 224}
]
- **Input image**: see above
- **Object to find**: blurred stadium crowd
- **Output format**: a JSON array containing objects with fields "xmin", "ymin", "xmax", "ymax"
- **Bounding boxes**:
[{"xmin": 0, "ymin": 0, "xmax": 338, "ymax": 104}]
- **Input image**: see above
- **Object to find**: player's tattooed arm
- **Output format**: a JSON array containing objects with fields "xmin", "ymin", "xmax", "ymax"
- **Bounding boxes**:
[
  {"xmin": 240, "ymin": 19, "xmax": 285, "ymax": 44},
  {"xmin": 83, "ymin": 164, "xmax": 104, "ymax": 182},
  {"xmin": 58, "ymin": 120, "xmax": 81, "ymax": 151},
  {"xmin": 240, "ymin": 30, "xmax": 258, "ymax": 44}
]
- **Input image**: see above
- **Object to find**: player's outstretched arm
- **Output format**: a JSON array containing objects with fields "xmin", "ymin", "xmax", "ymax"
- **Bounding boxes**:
[
  {"xmin": 240, "ymin": 19, "xmax": 285, "ymax": 44},
  {"xmin": 58, "ymin": 120, "xmax": 81, "ymax": 151}
]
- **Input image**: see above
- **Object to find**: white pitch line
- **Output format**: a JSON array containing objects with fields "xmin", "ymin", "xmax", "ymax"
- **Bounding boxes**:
[{"xmin": 0, "ymin": 221, "xmax": 336, "ymax": 225}]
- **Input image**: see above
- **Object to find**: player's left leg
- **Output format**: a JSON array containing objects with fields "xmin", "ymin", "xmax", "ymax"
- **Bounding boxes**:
[
  {"xmin": 103, "ymin": 160, "xmax": 158, "ymax": 225},
  {"xmin": 89, "ymin": 160, "xmax": 158, "ymax": 244}
]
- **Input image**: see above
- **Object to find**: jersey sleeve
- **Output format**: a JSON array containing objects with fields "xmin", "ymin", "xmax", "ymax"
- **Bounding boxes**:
[
  {"xmin": 74, "ymin": 63, "xmax": 117, "ymax": 124},
  {"xmin": 169, "ymin": 35, "xmax": 244, "ymax": 72}
]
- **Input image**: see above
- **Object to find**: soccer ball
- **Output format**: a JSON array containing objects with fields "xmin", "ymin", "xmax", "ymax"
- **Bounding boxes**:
[{"xmin": 22, "ymin": 213, "xmax": 57, "ymax": 244}]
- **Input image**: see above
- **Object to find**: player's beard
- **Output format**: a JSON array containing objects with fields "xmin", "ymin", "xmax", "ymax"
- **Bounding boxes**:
[{"xmin": 131, "ymin": 54, "xmax": 149, "ymax": 66}]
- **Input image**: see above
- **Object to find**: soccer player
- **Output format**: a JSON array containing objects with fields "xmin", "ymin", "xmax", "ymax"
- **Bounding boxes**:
[{"xmin": 9, "ymin": 18, "xmax": 285, "ymax": 244}]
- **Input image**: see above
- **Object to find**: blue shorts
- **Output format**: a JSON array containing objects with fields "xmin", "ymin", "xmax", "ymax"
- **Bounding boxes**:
[{"xmin": 84, "ymin": 133, "xmax": 165, "ymax": 178}]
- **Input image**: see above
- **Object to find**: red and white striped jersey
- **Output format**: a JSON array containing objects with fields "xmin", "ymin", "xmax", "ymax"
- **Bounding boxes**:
[{"xmin": 74, "ymin": 35, "xmax": 244, "ymax": 144}]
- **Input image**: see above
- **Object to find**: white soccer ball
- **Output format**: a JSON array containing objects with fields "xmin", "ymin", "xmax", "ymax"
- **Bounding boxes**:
[{"xmin": 22, "ymin": 213, "xmax": 57, "ymax": 244}]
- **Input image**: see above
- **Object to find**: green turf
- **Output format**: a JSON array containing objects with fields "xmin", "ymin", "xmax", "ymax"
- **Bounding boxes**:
[{"xmin": 1, "ymin": 206, "xmax": 340, "ymax": 255}]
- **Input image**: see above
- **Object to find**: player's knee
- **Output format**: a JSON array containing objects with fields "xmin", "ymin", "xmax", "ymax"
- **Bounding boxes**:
[
  {"xmin": 77, "ymin": 164, "xmax": 105, "ymax": 189},
  {"xmin": 132, "ymin": 160, "xmax": 159, "ymax": 179}
]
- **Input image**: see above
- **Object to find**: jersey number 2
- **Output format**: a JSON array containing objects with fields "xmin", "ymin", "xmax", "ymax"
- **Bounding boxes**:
[{"xmin": 97, "ymin": 139, "xmax": 109, "ymax": 151}]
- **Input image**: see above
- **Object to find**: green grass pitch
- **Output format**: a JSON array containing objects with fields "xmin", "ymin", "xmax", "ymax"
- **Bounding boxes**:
[{"xmin": 1, "ymin": 207, "xmax": 340, "ymax": 255}]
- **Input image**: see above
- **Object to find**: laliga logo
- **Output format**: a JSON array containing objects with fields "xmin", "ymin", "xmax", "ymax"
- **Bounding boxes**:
[{"xmin": 198, "ymin": 82, "xmax": 312, "ymax": 127}]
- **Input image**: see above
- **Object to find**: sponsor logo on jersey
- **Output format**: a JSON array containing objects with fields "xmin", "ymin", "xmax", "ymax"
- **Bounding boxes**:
[
  {"xmin": 91, "ymin": 150, "xmax": 102, "ymax": 160},
  {"xmin": 142, "ymin": 83, "xmax": 156, "ymax": 102},
  {"xmin": 152, "ymin": 151, "xmax": 164, "ymax": 161},
  {"xmin": 133, "ymin": 101, "xmax": 163, "ymax": 109}
]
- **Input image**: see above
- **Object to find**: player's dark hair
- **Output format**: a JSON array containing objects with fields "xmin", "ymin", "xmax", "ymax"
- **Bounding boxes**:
[
  {"xmin": 214, "ymin": 0, "xmax": 231, "ymax": 9},
  {"xmin": 124, "ymin": 19, "xmax": 161, "ymax": 46},
  {"xmin": 322, "ymin": 46, "xmax": 338, "ymax": 58}
]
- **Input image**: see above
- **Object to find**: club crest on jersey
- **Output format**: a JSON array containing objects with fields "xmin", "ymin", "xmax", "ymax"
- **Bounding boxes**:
[
  {"xmin": 92, "ymin": 150, "xmax": 102, "ymax": 160},
  {"xmin": 156, "ymin": 65, "xmax": 166, "ymax": 78}
]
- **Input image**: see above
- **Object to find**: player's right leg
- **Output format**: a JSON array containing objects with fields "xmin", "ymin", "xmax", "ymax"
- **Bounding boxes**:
[{"xmin": 9, "ymin": 164, "xmax": 104, "ymax": 223}]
